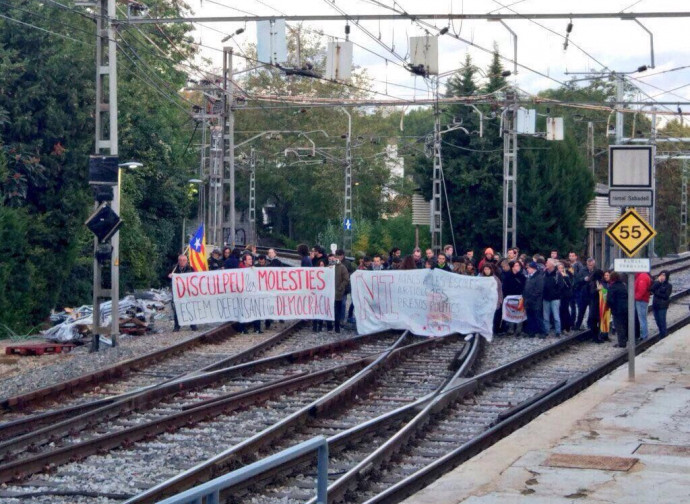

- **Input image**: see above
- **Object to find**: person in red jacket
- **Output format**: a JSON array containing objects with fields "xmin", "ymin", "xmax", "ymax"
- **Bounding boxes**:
[{"xmin": 634, "ymin": 272, "xmax": 652, "ymax": 340}]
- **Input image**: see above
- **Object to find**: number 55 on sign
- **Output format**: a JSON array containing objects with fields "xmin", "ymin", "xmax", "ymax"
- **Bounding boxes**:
[{"xmin": 605, "ymin": 208, "xmax": 657, "ymax": 257}]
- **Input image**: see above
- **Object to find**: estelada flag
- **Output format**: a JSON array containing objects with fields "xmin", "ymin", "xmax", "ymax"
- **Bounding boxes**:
[{"xmin": 188, "ymin": 223, "xmax": 208, "ymax": 272}]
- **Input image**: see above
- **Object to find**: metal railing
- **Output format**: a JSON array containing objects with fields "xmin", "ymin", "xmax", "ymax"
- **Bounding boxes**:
[{"xmin": 156, "ymin": 436, "xmax": 329, "ymax": 504}]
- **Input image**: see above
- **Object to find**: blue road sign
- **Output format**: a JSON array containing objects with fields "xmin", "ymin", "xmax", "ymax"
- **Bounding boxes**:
[{"xmin": 343, "ymin": 218, "xmax": 352, "ymax": 231}]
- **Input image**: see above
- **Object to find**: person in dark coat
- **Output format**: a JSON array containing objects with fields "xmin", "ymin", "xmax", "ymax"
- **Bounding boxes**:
[
  {"xmin": 651, "ymin": 270, "xmax": 672, "ymax": 338},
  {"xmin": 574, "ymin": 257, "xmax": 595, "ymax": 330},
  {"xmin": 266, "ymin": 248, "xmax": 285, "ymax": 267},
  {"xmin": 168, "ymin": 254, "xmax": 198, "ymax": 332},
  {"xmin": 523, "ymin": 262, "xmax": 545, "ymax": 337},
  {"xmin": 330, "ymin": 254, "xmax": 350, "ymax": 333},
  {"xmin": 502, "ymin": 261, "xmax": 526, "ymax": 335},
  {"xmin": 435, "ymin": 253, "xmax": 452, "ymax": 272},
  {"xmin": 503, "ymin": 261, "xmax": 526, "ymax": 296},
  {"xmin": 208, "ymin": 248, "xmax": 223, "ymax": 270},
  {"xmin": 607, "ymin": 272, "xmax": 629, "ymax": 348},
  {"xmin": 312, "ymin": 246, "xmax": 328, "ymax": 267},
  {"xmin": 586, "ymin": 270, "xmax": 605, "ymax": 343},
  {"xmin": 542, "ymin": 259, "xmax": 564, "ymax": 337},
  {"xmin": 223, "ymin": 248, "xmax": 241, "ymax": 269},
  {"xmin": 557, "ymin": 261, "xmax": 574, "ymax": 333},
  {"xmin": 297, "ymin": 244, "xmax": 312, "ymax": 267}
]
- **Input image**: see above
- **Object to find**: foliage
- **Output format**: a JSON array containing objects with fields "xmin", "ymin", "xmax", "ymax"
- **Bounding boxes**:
[
  {"xmin": 0, "ymin": 0, "xmax": 198, "ymax": 333},
  {"xmin": 233, "ymin": 29, "xmax": 401, "ymax": 248},
  {"xmin": 411, "ymin": 50, "xmax": 594, "ymax": 256}
]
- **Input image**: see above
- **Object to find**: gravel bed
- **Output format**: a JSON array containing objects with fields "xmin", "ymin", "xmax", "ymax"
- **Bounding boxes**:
[{"xmin": 0, "ymin": 306, "xmax": 220, "ymax": 400}]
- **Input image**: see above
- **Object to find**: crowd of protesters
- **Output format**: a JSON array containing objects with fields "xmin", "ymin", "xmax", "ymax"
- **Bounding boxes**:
[{"xmin": 171, "ymin": 242, "xmax": 670, "ymax": 346}]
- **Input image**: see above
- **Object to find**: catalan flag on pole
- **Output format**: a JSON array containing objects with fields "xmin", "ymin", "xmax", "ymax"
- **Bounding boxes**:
[{"xmin": 188, "ymin": 223, "xmax": 208, "ymax": 272}]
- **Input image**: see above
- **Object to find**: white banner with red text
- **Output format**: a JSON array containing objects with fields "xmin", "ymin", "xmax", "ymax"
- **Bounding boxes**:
[
  {"xmin": 172, "ymin": 267, "xmax": 335, "ymax": 325},
  {"xmin": 502, "ymin": 295, "xmax": 527, "ymax": 323},
  {"xmin": 351, "ymin": 269, "xmax": 498, "ymax": 340}
]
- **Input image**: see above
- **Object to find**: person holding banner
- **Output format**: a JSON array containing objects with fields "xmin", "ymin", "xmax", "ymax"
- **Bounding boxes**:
[
  {"xmin": 168, "ymin": 254, "xmax": 197, "ymax": 332},
  {"xmin": 481, "ymin": 263, "xmax": 503, "ymax": 334},
  {"xmin": 502, "ymin": 261, "xmax": 526, "ymax": 335}
]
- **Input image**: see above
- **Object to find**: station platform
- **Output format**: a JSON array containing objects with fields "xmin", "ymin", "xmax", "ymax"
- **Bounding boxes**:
[{"xmin": 404, "ymin": 326, "xmax": 690, "ymax": 504}]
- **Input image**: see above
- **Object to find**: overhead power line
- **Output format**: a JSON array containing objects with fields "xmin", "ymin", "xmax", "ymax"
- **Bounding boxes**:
[{"xmin": 120, "ymin": 11, "xmax": 690, "ymax": 24}]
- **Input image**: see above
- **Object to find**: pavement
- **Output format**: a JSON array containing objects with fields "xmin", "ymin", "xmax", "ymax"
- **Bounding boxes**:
[{"xmin": 403, "ymin": 325, "xmax": 690, "ymax": 504}]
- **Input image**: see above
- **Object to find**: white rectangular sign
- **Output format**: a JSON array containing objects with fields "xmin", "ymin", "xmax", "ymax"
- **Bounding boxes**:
[
  {"xmin": 614, "ymin": 258, "xmax": 651, "ymax": 273},
  {"xmin": 351, "ymin": 269, "xmax": 498, "ymax": 340},
  {"xmin": 609, "ymin": 189, "xmax": 653, "ymax": 207},
  {"xmin": 409, "ymin": 36, "xmax": 439, "ymax": 75},
  {"xmin": 609, "ymin": 145, "xmax": 653, "ymax": 188},
  {"xmin": 172, "ymin": 267, "xmax": 335, "ymax": 325},
  {"xmin": 325, "ymin": 40, "xmax": 353, "ymax": 81}
]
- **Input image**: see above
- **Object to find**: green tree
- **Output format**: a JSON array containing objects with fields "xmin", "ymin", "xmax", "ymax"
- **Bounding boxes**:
[
  {"xmin": 0, "ymin": 0, "xmax": 199, "ymax": 333},
  {"xmin": 411, "ymin": 48, "xmax": 593, "ymax": 255}
]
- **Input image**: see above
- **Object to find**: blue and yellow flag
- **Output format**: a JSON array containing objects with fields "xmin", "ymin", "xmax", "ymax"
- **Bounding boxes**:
[{"xmin": 188, "ymin": 223, "xmax": 208, "ymax": 272}]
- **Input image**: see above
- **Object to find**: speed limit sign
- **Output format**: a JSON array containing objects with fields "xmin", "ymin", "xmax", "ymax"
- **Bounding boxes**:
[{"xmin": 606, "ymin": 208, "xmax": 657, "ymax": 257}]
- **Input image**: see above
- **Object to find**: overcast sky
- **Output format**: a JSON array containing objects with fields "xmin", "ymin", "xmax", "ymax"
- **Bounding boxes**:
[{"xmin": 184, "ymin": 0, "xmax": 690, "ymax": 114}]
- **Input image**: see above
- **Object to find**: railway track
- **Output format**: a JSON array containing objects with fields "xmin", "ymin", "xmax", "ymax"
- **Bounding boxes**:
[
  {"xmin": 0, "ymin": 321, "xmax": 367, "ymax": 432},
  {"xmin": 0, "ymin": 328, "xmax": 404, "ymax": 484},
  {"xmin": 333, "ymin": 290, "xmax": 690, "ymax": 504},
  {"xmin": 153, "ymin": 289, "xmax": 690, "ymax": 504},
  {"xmin": 650, "ymin": 252, "xmax": 690, "ymax": 276},
  {"xmin": 1, "ymin": 322, "xmax": 266, "ymax": 414},
  {"xmin": 123, "ymin": 333, "xmax": 571, "ymax": 503},
  {"xmin": 0, "ymin": 332, "xmax": 475, "ymax": 503},
  {"xmin": 2, "ymin": 257, "xmax": 689, "ymax": 503}
]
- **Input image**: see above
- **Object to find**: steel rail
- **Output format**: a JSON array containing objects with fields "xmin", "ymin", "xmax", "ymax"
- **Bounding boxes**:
[
  {"xmin": 361, "ymin": 295, "xmax": 690, "ymax": 504},
  {"xmin": 125, "ymin": 332, "xmax": 469, "ymax": 503},
  {"xmin": 0, "ymin": 330, "xmax": 397, "ymax": 460},
  {"xmin": 0, "ymin": 357, "xmax": 373, "ymax": 486},
  {"xmin": 213, "ymin": 335, "xmax": 480, "ymax": 503},
  {"xmin": 0, "ymin": 321, "xmax": 240, "ymax": 412},
  {"xmin": 0, "ymin": 321, "xmax": 303, "ymax": 440},
  {"xmin": 306, "ymin": 335, "xmax": 481, "ymax": 504}
]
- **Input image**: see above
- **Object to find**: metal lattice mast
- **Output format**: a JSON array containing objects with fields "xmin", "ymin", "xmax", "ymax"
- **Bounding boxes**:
[
  {"xmin": 198, "ymin": 102, "xmax": 208, "ymax": 230},
  {"xmin": 249, "ymin": 148, "xmax": 256, "ymax": 246},
  {"xmin": 431, "ymin": 80, "xmax": 443, "ymax": 253},
  {"xmin": 502, "ymin": 89, "xmax": 518, "ymax": 255},
  {"xmin": 222, "ymin": 47, "xmax": 236, "ymax": 247},
  {"xmin": 340, "ymin": 107, "xmax": 353, "ymax": 255},
  {"xmin": 209, "ymin": 126, "xmax": 223, "ymax": 246},
  {"xmin": 682, "ymin": 160, "xmax": 688, "ymax": 252},
  {"xmin": 92, "ymin": 0, "xmax": 119, "ymax": 351}
]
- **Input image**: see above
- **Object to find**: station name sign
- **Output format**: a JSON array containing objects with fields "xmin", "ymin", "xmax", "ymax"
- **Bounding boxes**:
[{"xmin": 608, "ymin": 189, "xmax": 653, "ymax": 208}]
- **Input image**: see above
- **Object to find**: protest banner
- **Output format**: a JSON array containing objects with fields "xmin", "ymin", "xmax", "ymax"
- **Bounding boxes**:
[
  {"xmin": 502, "ymin": 295, "xmax": 527, "ymax": 323},
  {"xmin": 351, "ymin": 269, "xmax": 498, "ymax": 340},
  {"xmin": 172, "ymin": 267, "xmax": 335, "ymax": 325}
]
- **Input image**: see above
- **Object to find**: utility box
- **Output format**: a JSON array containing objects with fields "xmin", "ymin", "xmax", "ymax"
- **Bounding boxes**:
[
  {"xmin": 516, "ymin": 109, "xmax": 536, "ymax": 134},
  {"xmin": 325, "ymin": 40, "xmax": 353, "ymax": 81},
  {"xmin": 546, "ymin": 117, "xmax": 564, "ymax": 141},
  {"xmin": 257, "ymin": 19, "xmax": 287, "ymax": 65},
  {"xmin": 409, "ymin": 36, "xmax": 438, "ymax": 76}
]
